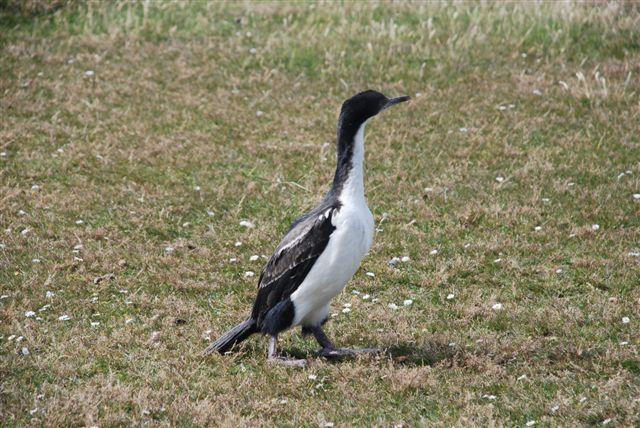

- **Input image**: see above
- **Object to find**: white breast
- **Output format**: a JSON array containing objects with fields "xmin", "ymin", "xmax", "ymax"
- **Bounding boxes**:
[{"xmin": 290, "ymin": 203, "xmax": 374, "ymax": 326}]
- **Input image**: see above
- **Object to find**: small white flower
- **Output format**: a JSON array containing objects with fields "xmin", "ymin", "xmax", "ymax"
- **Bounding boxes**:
[
  {"xmin": 207, "ymin": 210, "xmax": 215, "ymax": 217},
  {"xmin": 498, "ymin": 105, "xmax": 507, "ymax": 111},
  {"xmin": 403, "ymin": 299, "xmax": 413, "ymax": 306},
  {"xmin": 8, "ymin": 335, "xmax": 16, "ymax": 340},
  {"xmin": 525, "ymin": 421, "xmax": 536, "ymax": 427},
  {"xmin": 366, "ymin": 272, "xmax": 375, "ymax": 278},
  {"xmin": 234, "ymin": 241, "xmax": 242, "ymax": 247},
  {"xmin": 18, "ymin": 209, "xmax": 27, "ymax": 216},
  {"xmin": 84, "ymin": 70, "xmax": 95, "ymax": 77},
  {"xmin": 244, "ymin": 271, "xmax": 255, "ymax": 278},
  {"xmin": 25, "ymin": 311, "xmax": 36, "ymax": 318},
  {"xmin": 362, "ymin": 294, "xmax": 370, "ymax": 300},
  {"xmin": 517, "ymin": 374, "xmax": 527, "ymax": 381},
  {"xmin": 351, "ymin": 290, "xmax": 360, "ymax": 295},
  {"xmin": 591, "ymin": 224, "xmax": 600, "ymax": 231},
  {"xmin": 622, "ymin": 316, "xmax": 630, "ymax": 324},
  {"xmin": 73, "ymin": 244, "xmax": 83, "ymax": 250},
  {"xmin": 429, "ymin": 249, "xmax": 438, "ymax": 255},
  {"xmin": 495, "ymin": 176, "xmax": 505, "ymax": 183},
  {"xmin": 125, "ymin": 318, "xmax": 133, "ymax": 324},
  {"xmin": 229, "ymin": 257, "xmax": 237, "ymax": 263},
  {"xmin": 16, "ymin": 336, "xmax": 23, "ymax": 342},
  {"xmin": 91, "ymin": 321, "xmax": 100, "ymax": 327},
  {"xmin": 542, "ymin": 197, "xmax": 551, "ymax": 204},
  {"xmin": 415, "ymin": 92, "xmax": 422, "ymax": 97},
  {"xmin": 464, "ymin": 243, "xmax": 471, "ymax": 248},
  {"xmin": 627, "ymin": 251, "xmax": 640, "ymax": 257},
  {"xmin": 492, "ymin": 303, "xmax": 503, "ymax": 311},
  {"xmin": 31, "ymin": 184, "xmax": 40, "ymax": 190},
  {"xmin": 388, "ymin": 303, "xmax": 399, "ymax": 310},
  {"xmin": 1, "ymin": 294, "xmax": 9, "ymax": 299},
  {"xmin": 482, "ymin": 394, "xmax": 497, "ymax": 400},
  {"xmin": 551, "ymin": 405, "xmax": 560, "ymax": 412},
  {"xmin": 249, "ymin": 255, "xmax": 259, "ymax": 261},
  {"xmin": 22, "ymin": 347, "xmax": 30, "ymax": 356},
  {"xmin": 249, "ymin": 48, "xmax": 257, "ymax": 55},
  {"xmin": 182, "ymin": 222, "xmax": 190, "ymax": 227},
  {"xmin": 568, "ymin": 182, "xmax": 575, "ymax": 187},
  {"xmin": 0, "ymin": 152, "xmax": 6, "ymax": 157},
  {"xmin": 459, "ymin": 127, "xmax": 468, "ymax": 133},
  {"xmin": 401, "ymin": 256, "xmax": 411, "ymax": 263},
  {"xmin": 343, "ymin": 303, "xmax": 351, "ymax": 308},
  {"xmin": 532, "ymin": 89, "xmax": 542, "ymax": 96},
  {"xmin": 556, "ymin": 268, "xmax": 563, "ymax": 273},
  {"xmin": 58, "ymin": 314, "xmax": 71, "ymax": 321},
  {"xmin": 21, "ymin": 228, "xmax": 30, "ymax": 236},
  {"xmin": 149, "ymin": 331, "xmax": 161, "ymax": 342},
  {"xmin": 75, "ymin": 219, "xmax": 84, "ymax": 225},
  {"xmin": 164, "ymin": 246, "xmax": 174, "ymax": 254},
  {"xmin": 308, "ymin": 374, "xmax": 317, "ymax": 380},
  {"xmin": 239, "ymin": 220, "xmax": 255, "ymax": 228},
  {"xmin": 603, "ymin": 418, "xmax": 613, "ymax": 425},
  {"xmin": 341, "ymin": 307, "xmax": 351, "ymax": 314},
  {"xmin": 446, "ymin": 293, "xmax": 455, "ymax": 300},
  {"xmin": 534, "ymin": 226, "xmax": 542, "ymax": 231},
  {"xmin": 494, "ymin": 258, "xmax": 502, "ymax": 263},
  {"xmin": 579, "ymin": 397, "xmax": 587, "ymax": 403},
  {"xmin": 193, "ymin": 186, "xmax": 201, "ymax": 192},
  {"xmin": 620, "ymin": 341, "xmax": 628, "ymax": 346},
  {"xmin": 255, "ymin": 110, "xmax": 264, "ymax": 117},
  {"xmin": 32, "ymin": 258, "xmax": 40, "ymax": 264},
  {"xmin": 633, "ymin": 193, "xmax": 640, "ymax": 200}
]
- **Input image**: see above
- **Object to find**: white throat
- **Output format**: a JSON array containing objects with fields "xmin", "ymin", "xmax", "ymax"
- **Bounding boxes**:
[{"xmin": 339, "ymin": 123, "xmax": 366, "ymax": 205}]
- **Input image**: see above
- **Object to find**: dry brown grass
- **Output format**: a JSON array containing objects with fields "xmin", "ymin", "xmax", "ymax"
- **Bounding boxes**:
[{"xmin": 1, "ymin": 1, "xmax": 639, "ymax": 426}]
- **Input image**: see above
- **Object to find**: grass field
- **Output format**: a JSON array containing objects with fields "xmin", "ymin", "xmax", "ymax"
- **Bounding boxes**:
[{"xmin": 1, "ymin": 1, "xmax": 639, "ymax": 426}]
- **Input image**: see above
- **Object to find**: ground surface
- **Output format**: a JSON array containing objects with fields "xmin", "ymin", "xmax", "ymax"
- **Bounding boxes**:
[{"xmin": 1, "ymin": 1, "xmax": 639, "ymax": 426}]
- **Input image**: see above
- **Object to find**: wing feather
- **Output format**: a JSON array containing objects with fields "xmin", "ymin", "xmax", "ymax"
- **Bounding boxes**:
[{"xmin": 251, "ymin": 205, "xmax": 337, "ymax": 325}]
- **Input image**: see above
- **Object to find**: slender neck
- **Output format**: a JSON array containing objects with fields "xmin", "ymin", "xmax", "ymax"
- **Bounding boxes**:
[{"xmin": 330, "ymin": 122, "xmax": 366, "ymax": 202}]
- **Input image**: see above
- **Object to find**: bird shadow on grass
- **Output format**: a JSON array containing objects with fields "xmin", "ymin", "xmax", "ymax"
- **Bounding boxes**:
[
  {"xmin": 277, "ymin": 339, "xmax": 457, "ymax": 367},
  {"xmin": 385, "ymin": 340, "xmax": 457, "ymax": 367}
]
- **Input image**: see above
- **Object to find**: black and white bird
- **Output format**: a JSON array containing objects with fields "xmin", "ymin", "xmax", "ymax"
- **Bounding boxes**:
[{"xmin": 204, "ymin": 90, "xmax": 410, "ymax": 366}]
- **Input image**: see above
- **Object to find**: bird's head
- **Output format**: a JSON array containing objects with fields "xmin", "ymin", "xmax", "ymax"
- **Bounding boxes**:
[{"xmin": 338, "ymin": 90, "xmax": 410, "ymax": 129}]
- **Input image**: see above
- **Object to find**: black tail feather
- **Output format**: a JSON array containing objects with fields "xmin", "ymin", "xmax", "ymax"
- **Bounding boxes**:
[{"xmin": 203, "ymin": 318, "xmax": 257, "ymax": 355}]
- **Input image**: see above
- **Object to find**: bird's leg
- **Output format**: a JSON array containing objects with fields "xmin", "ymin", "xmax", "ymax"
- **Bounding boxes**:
[
  {"xmin": 267, "ymin": 335, "xmax": 307, "ymax": 367},
  {"xmin": 311, "ymin": 326, "xmax": 380, "ymax": 359}
]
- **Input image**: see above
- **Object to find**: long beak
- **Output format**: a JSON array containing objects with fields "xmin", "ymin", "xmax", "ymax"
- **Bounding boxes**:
[{"xmin": 382, "ymin": 95, "xmax": 411, "ymax": 110}]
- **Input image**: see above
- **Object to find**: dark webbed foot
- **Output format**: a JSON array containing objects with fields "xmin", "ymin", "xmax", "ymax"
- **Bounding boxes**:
[
  {"xmin": 316, "ymin": 347, "xmax": 381, "ymax": 359},
  {"xmin": 268, "ymin": 356, "xmax": 308, "ymax": 367}
]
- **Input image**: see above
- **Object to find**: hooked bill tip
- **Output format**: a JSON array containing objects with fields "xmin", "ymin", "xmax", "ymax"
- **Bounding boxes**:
[{"xmin": 383, "ymin": 95, "xmax": 411, "ymax": 110}]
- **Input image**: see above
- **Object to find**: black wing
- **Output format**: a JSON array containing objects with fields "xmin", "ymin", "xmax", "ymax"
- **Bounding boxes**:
[{"xmin": 251, "ymin": 204, "xmax": 338, "ymax": 326}]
